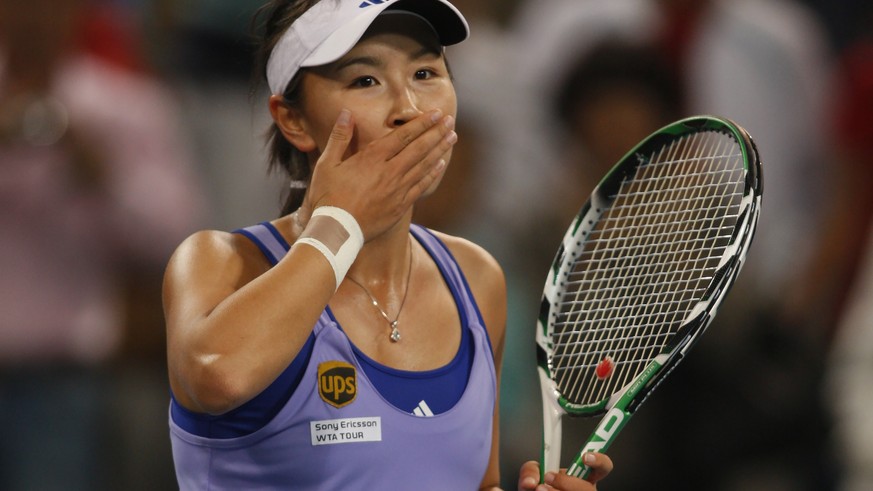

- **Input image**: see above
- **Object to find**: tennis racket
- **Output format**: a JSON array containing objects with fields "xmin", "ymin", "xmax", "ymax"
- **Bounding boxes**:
[{"xmin": 536, "ymin": 115, "xmax": 762, "ymax": 479}]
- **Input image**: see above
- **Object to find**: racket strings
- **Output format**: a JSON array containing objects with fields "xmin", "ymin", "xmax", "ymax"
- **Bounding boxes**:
[
  {"xmin": 559, "ymin": 137, "xmax": 695, "ymax": 401},
  {"xmin": 596, "ymin": 131, "xmax": 740, "ymax": 397},
  {"xmin": 619, "ymin": 135, "xmax": 736, "ymax": 374},
  {"xmin": 561, "ymin": 132, "xmax": 743, "ymax": 401},
  {"xmin": 559, "ymin": 135, "xmax": 692, "ymax": 399},
  {"xmin": 609, "ymin": 133, "xmax": 738, "ymax": 395},
  {"xmin": 553, "ymin": 130, "xmax": 745, "ymax": 405},
  {"xmin": 555, "ymin": 277, "xmax": 717, "ymax": 320}
]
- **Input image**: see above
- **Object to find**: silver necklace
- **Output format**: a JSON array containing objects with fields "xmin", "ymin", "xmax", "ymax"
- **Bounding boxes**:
[{"xmin": 345, "ymin": 240, "xmax": 413, "ymax": 343}]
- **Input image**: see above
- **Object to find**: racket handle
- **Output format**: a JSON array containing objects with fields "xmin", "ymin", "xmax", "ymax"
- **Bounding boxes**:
[{"xmin": 567, "ymin": 406, "xmax": 631, "ymax": 479}]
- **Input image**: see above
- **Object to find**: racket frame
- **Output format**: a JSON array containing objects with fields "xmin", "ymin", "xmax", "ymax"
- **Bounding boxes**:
[{"xmin": 536, "ymin": 115, "xmax": 762, "ymax": 479}]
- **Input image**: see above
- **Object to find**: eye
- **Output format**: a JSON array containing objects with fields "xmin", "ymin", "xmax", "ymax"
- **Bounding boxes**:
[
  {"xmin": 414, "ymin": 69, "xmax": 434, "ymax": 80},
  {"xmin": 352, "ymin": 76, "xmax": 377, "ymax": 88}
]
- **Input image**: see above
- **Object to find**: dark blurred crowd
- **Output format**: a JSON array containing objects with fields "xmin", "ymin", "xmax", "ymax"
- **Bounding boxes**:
[{"xmin": 1, "ymin": 0, "xmax": 871, "ymax": 489}]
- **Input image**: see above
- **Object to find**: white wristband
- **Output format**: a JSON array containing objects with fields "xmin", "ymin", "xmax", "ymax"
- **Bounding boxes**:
[{"xmin": 295, "ymin": 206, "xmax": 363, "ymax": 290}]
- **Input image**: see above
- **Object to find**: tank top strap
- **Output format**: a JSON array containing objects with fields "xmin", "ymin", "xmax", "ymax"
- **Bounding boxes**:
[
  {"xmin": 409, "ymin": 224, "xmax": 486, "ymax": 329},
  {"xmin": 233, "ymin": 222, "xmax": 290, "ymax": 266}
]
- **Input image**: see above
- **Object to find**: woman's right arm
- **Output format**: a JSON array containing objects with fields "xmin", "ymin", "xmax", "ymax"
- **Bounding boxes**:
[
  {"xmin": 164, "ymin": 108, "xmax": 455, "ymax": 416},
  {"xmin": 163, "ymin": 229, "xmax": 336, "ymax": 415}
]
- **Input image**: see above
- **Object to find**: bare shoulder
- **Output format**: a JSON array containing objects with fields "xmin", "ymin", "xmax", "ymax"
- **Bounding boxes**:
[
  {"xmin": 429, "ymin": 231, "xmax": 504, "ymax": 289},
  {"xmin": 170, "ymin": 229, "xmax": 236, "ymax": 261},
  {"xmin": 163, "ymin": 229, "xmax": 270, "ymax": 316},
  {"xmin": 166, "ymin": 229, "xmax": 267, "ymax": 279}
]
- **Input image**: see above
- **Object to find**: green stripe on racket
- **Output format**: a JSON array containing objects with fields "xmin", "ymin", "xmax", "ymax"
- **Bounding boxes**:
[{"xmin": 536, "ymin": 115, "xmax": 763, "ymax": 480}]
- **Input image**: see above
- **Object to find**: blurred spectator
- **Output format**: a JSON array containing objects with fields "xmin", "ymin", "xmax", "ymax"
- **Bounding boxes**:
[
  {"xmin": 144, "ymin": 0, "xmax": 285, "ymax": 231},
  {"xmin": 828, "ymin": 228, "xmax": 873, "ymax": 491},
  {"xmin": 0, "ymin": 0, "xmax": 205, "ymax": 488},
  {"xmin": 797, "ymin": 0, "xmax": 871, "ymax": 54},
  {"xmin": 439, "ymin": 0, "xmax": 536, "ymax": 260},
  {"xmin": 782, "ymin": 36, "xmax": 873, "ymax": 338},
  {"xmin": 548, "ymin": 38, "xmax": 682, "ymax": 228},
  {"xmin": 509, "ymin": 0, "xmax": 662, "ymax": 269},
  {"xmin": 828, "ymin": 220, "xmax": 873, "ymax": 491},
  {"xmin": 671, "ymin": 0, "xmax": 833, "ymax": 299},
  {"xmin": 820, "ymin": 9, "xmax": 873, "ymax": 491}
]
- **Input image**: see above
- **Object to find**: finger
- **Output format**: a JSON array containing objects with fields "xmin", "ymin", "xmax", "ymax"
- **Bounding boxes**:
[
  {"xmin": 320, "ymin": 109, "xmax": 354, "ymax": 165},
  {"xmin": 541, "ymin": 471, "xmax": 595, "ymax": 491},
  {"xmin": 397, "ymin": 120, "xmax": 456, "ymax": 194},
  {"xmin": 386, "ymin": 109, "xmax": 444, "ymax": 155},
  {"xmin": 402, "ymin": 157, "xmax": 445, "ymax": 205},
  {"xmin": 398, "ymin": 128, "xmax": 454, "ymax": 201},
  {"xmin": 581, "ymin": 452, "xmax": 613, "ymax": 483},
  {"xmin": 393, "ymin": 114, "xmax": 455, "ymax": 174},
  {"xmin": 517, "ymin": 461, "xmax": 541, "ymax": 491}
]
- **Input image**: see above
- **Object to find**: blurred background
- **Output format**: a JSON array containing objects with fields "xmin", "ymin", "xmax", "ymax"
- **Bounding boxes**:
[{"xmin": 1, "ymin": 0, "xmax": 871, "ymax": 489}]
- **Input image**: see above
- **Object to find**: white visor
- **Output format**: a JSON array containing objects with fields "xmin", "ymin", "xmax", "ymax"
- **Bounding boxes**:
[{"xmin": 266, "ymin": 0, "xmax": 469, "ymax": 95}]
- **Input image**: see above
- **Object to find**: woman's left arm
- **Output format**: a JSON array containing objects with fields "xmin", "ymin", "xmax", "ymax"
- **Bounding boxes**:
[
  {"xmin": 434, "ymin": 233, "xmax": 507, "ymax": 490},
  {"xmin": 479, "ymin": 258, "xmax": 506, "ymax": 490}
]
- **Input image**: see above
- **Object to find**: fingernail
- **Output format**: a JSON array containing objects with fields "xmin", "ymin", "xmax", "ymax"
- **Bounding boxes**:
[
  {"xmin": 443, "ymin": 114, "xmax": 455, "ymax": 129},
  {"xmin": 445, "ymin": 131, "xmax": 457, "ymax": 144},
  {"xmin": 584, "ymin": 452, "xmax": 596, "ymax": 465},
  {"xmin": 521, "ymin": 477, "xmax": 537, "ymax": 488},
  {"xmin": 430, "ymin": 109, "xmax": 443, "ymax": 122},
  {"xmin": 337, "ymin": 108, "xmax": 351, "ymax": 126},
  {"xmin": 436, "ymin": 159, "xmax": 447, "ymax": 172},
  {"xmin": 544, "ymin": 472, "xmax": 556, "ymax": 485}
]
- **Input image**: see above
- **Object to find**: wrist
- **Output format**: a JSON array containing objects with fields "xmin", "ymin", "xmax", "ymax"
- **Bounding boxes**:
[{"xmin": 295, "ymin": 206, "xmax": 363, "ymax": 290}]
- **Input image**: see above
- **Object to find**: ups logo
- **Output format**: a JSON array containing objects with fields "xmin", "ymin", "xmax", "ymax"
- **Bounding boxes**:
[{"xmin": 318, "ymin": 361, "xmax": 357, "ymax": 408}]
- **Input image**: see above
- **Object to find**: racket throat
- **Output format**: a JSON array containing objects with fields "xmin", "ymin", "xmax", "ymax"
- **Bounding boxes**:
[{"xmin": 538, "ymin": 367, "xmax": 565, "ymax": 478}]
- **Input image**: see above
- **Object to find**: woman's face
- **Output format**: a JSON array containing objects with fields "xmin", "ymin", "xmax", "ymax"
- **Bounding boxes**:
[{"xmin": 293, "ymin": 14, "xmax": 458, "ymax": 193}]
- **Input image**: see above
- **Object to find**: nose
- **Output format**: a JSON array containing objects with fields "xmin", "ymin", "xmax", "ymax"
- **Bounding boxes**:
[{"xmin": 388, "ymin": 85, "xmax": 423, "ymax": 127}]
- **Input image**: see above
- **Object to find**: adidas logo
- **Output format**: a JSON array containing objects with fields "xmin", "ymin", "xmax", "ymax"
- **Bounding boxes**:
[
  {"xmin": 359, "ymin": 0, "xmax": 395, "ymax": 8},
  {"xmin": 412, "ymin": 400, "xmax": 434, "ymax": 417}
]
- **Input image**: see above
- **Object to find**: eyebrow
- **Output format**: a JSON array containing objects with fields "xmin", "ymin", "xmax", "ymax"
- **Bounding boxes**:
[{"xmin": 333, "ymin": 46, "xmax": 442, "ymax": 73}]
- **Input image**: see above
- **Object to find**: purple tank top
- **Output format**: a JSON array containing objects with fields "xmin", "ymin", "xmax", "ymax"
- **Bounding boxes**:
[{"xmin": 169, "ymin": 225, "xmax": 497, "ymax": 489}]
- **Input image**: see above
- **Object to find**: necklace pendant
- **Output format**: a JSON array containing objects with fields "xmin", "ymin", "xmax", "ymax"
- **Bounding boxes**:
[{"xmin": 389, "ymin": 321, "xmax": 401, "ymax": 342}]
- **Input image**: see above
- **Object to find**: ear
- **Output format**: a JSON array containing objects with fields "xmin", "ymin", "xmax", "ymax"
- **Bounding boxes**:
[{"xmin": 269, "ymin": 95, "xmax": 317, "ymax": 152}]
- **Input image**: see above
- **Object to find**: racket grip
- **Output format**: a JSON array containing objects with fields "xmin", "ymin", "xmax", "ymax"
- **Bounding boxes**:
[{"xmin": 567, "ymin": 457, "xmax": 594, "ymax": 480}]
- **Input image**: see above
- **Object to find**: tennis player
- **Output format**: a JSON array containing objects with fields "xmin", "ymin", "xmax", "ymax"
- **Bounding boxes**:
[{"xmin": 162, "ymin": 0, "xmax": 612, "ymax": 489}]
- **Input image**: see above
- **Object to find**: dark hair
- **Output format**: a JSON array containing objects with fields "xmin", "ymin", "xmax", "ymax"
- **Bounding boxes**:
[
  {"xmin": 553, "ymin": 39, "xmax": 683, "ymax": 131},
  {"xmin": 251, "ymin": 0, "xmax": 330, "ymax": 216}
]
